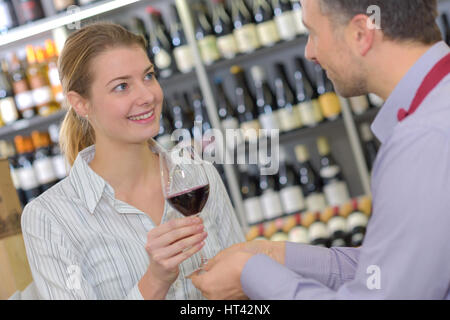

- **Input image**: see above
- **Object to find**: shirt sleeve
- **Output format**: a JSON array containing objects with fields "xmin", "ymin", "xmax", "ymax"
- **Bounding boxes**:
[
  {"xmin": 21, "ymin": 199, "xmax": 144, "ymax": 300},
  {"xmin": 241, "ymin": 128, "xmax": 450, "ymax": 299}
]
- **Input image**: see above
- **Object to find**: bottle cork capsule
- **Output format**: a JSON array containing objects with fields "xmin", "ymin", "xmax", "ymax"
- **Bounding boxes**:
[
  {"xmin": 317, "ymin": 136, "xmax": 331, "ymax": 156},
  {"xmin": 294, "ymin": 145, "xmax": 309, "ymax": 163},
  {"xmin": 340, "ymin": 201, "xmax": 353, "ymax": 218},
  {"xmin": 283, "ymin": 215, "xmax": 297, "ymax": 233},
  {"xmin": 358, "ymin": 196, "xmax": 372, "ymax": 217},
  {"xmin": 321, "ymin": 206, "xmax": 335, "ymax": 223},
  {"xmin": 301, "ymin": 212, "xmax": 316, "ymax": 228},
  {"xmin": 246, "ymin": 226, "xmax": 260, "ymax": 242}
]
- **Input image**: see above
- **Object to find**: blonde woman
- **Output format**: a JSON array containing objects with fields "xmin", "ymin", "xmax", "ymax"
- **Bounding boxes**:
[{"xmin": 21, "ymin": 22, "xmax": 244, "ymax": 300}]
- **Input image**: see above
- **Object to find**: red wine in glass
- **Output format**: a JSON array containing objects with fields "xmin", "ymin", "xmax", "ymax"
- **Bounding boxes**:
[{"xmin": 167, "ymin": 184, "xmax": 210, "ymax": 217}]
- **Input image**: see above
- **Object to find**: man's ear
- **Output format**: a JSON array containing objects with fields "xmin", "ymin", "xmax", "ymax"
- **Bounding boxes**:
[
  {"xmin": 346, "ymin": 14, "xmax": 376, "ymax": 57},
  {"xmin": 67, "ymin": 91, "xmax": 89, "ymax": 117}
]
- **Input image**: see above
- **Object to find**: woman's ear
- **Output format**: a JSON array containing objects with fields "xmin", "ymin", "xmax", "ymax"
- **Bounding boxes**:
[{"xmin": 67, "ymin": 91, "xmax": 89, "ymax": 118}]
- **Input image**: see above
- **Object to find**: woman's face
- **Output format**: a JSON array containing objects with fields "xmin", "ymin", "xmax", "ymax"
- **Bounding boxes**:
[{"xmin": 87, "ymin": 45, "xmax": 164, "ymax": 146}]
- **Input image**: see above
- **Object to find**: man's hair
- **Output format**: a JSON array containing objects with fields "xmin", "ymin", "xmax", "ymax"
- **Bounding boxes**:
[{"xmin": 319, "ymin": 0, "xmax": 443, "ymax": 45}]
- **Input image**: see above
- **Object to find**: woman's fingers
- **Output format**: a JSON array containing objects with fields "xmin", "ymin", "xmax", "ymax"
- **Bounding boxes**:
[
  {"xmin": 150, "ymin": 222, "xmax": 205, "ymax": 251},
  {"xmin": 149, "ymin": 216, "xmax": 202, "ymax": 239},
  {"xmin": 164, "ymin": 240, "xmax": 206, "ymax": 270},
  {"xmin": 157, "ymin": 231, "xmax": 208, "ymax": 260}
]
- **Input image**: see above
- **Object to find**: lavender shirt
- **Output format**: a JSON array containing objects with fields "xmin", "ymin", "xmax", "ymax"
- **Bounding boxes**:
[{"xmin": 241, "ymin": 41, "xmax": 450, "ymax": 300}]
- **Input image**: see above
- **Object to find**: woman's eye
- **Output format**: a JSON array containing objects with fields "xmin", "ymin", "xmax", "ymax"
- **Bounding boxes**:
[
  {"xmin": 114, "ymin": 83, "xmax": 128, "ymax": 92},
  {"xmin": 144, "ymin": 72, "xmax": 155, "ymax": 81}
]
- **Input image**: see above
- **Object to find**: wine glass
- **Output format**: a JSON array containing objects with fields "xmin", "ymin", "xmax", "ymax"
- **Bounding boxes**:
[{"xmin": 159, "ymin": 144, "xmax": 210, "ymax": 276}]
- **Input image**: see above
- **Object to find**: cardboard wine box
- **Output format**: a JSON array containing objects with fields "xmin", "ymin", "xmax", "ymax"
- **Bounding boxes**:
[{"xmin": 0, "ymin": 158, "xmax": 33, "ymax": 299}]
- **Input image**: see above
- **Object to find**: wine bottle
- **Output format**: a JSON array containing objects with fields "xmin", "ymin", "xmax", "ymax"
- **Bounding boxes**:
[
  {"xmin": 270, "ymin": 218, "xmax": 289, "ymax": 241},
  {"xmin": 14, "ymin": 135, "xmax": 41, "ymax": 204},
  {"xmin": 250, "ymin": 65, "xmax": 280, "ymax": 132},
  {"xmin": 278, "ymin": 147, "xmax": 306, "ymax": 216},
  {"xmin": 442, "ymin": 13, "xmax": 450, "ymax": 45},
  {"xmin": 258, "ymin": 164, "xmax": 284, "ymax": 221},
  {"xmin": 317, "ymin": 136, "xmax": 351, "ymax": 207},
  {"xmin": 12, "ymin": 0, "xmax": 45, "ymax": 25},
  {"xmin": 315, "ymin": 64, "xmax": 342, "ymax": 121},
  {"xmin": 347, "ymin": 199, "xmax": 369, "ymax": 247},
  {"xmin": 349, "ymin": 95, "xmax": 370, "ymax": 115},
  {"xmin": 0, "ymin": 140, "xmax": 26, "ymax": 207},
  {"xmin": 128, "ymin": 17, "xmax": 152, "ymax": 59},
  {"xmin": 9, "ymin": 53, "xmax": 36, "ymax": 119},
  {"xmin": 368, "ymin": 93, "xmax": 384, "ymax": 108},
  {"xmin": 230, "ymin": 65, "xmax": 261, "ymax": 142},
  {"xmin": 239, "ymin": 163, "xmax": 265, "ymax": 225},
  {"xmin": 156, "ymin": 108, "xmax": 175, "ymax": 151},
  {"xmin": 360, "ymin": 123, "xmax": 379, "ymax": 172},
  {"xmin": 308, "ymin": 212, "xmax": 330, "ymax": 247},
  {"xmin": 274, "ymin": 63, "xmax": 302, "ymax": 132},
  {"xmin": 26, "ymin": 46, "xmax": 59, "ymax": 117},
  {"xmin": 31, "ymin": 131, "xmax": 58, "ymax": 192},
  {"xmin": 215, "ymin": 77, "xmax": 242, "ymax": 149},
  {"xmin": 147, "ymin": 7, "xmax": 177, "ymax": 79},
  {"xmin": 252, "ymin": 0, "xmax": 280, "ymax": 48},
  {"xmin": 291, "ymin": 0, "xmax": 308, "ymax": 35},
  {"xmin": 212, "ymin": 0, "xmax": 239, "ymax": 59},
  {"xmin": 45, "ymin": 39, "xmax": 64, "ymax": 104},
  {"xmin": 294, "ymin": 144, "xmax": 327, "ymax": 213},
  {"xmin": 52, "ymin": 0, "xmax": 76, "ymax": 13},
  {"xmin": 170, "ymin": 4, "xmax": 195, "ymax": 74},
  {"xmin": 193, "ymin": 1, "xmax": 221, "ymax": 65},
  {"xmin": 48, "ymin": 124, "xmax": 69, "ymax": 181},
  {"xmin": 327, "ymin": 206, "xmax": 348, "ymax": 247},
  {"xmin": 0, "ymin": 59, "xmax": 20, "ymax": 125},
  {"xmin": 0, "ymin": 0, "xmax": 18, "ymax": 33},
  {"xmin": 271, "ymin": 0, "xmax": 296, "ymax": 41},
  {"xmin": 287, "ymin": 213, "xmax": 309, "ymax": 244},
  {"xmin": 231, "ymin": 0, "xmax": 261, "ymax": 54},
  {"xmin": 293, "ymin": 57, "xmax": 322, "ymax": 128}
]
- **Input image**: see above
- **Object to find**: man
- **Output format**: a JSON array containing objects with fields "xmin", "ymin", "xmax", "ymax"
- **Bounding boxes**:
[{"xmin": 190, "ymin": 0, "xmax": 450, "ymax": 299}]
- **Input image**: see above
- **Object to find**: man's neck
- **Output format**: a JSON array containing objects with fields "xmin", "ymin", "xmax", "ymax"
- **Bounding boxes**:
[{"xmin": 368, "ymin": 41, "xmax": 435, "ymax": 100}]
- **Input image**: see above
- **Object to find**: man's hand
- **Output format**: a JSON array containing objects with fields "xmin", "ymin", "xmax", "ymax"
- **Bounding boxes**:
[{"xmin": 189, "ymin": 240, "xmax": 286, "ymax": 299}]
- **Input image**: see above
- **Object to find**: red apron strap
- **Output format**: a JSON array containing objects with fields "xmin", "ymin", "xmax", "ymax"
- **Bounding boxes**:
[{"xmin": 398, "ymin": 53, "xmax": 450, "ymax": 122}]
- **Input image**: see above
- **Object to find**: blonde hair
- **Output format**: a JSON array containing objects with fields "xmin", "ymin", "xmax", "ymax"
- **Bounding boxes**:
[{"xmin": 58, "ymin": 22, "xmax": 147, "ymax": 166}]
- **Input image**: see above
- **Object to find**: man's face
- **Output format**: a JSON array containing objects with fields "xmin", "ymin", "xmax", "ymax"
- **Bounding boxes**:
[{"xmin": 301, "ymin": 0, "xmax": 368, "ymax": 97}]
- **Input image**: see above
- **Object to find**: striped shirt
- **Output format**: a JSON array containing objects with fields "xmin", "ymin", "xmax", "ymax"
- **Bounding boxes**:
[{"xmin": 21, "ymin": 140, "xmax": 245, "ymax": 300}]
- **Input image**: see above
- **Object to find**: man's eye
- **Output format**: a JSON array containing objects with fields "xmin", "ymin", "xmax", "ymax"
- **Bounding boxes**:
[{"xmin": 114, "ymin": 83, "xmax": 128, "ymax": 92}]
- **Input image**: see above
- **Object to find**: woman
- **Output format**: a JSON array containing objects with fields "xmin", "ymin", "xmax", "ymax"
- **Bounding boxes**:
[{"xmin": 21, "ymin": 22, "xmax": 244, "ymax": 300}]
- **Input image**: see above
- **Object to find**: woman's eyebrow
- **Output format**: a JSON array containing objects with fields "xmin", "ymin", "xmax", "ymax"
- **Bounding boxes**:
[{"xmin": 106, "ymin": 65, "xmax": 154, "ymax": 87}]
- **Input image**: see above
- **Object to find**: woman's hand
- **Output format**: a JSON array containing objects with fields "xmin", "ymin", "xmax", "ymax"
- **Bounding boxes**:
[{"xmin": 145, "ymin": 216, "xmax": 207, "ymax": 286}]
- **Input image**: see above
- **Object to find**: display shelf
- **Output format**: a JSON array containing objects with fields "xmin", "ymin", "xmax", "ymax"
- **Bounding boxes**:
[
  {"xmin": 279, "ymin": 117, "xmax": 344, "ymax": 145},
  {"xmin": 0, "ymin": 0, "xmax": 142, "ymax": 47},
  {"xmin": 0, "ymin": 110, "xmax": 66, "ymax": 141}
]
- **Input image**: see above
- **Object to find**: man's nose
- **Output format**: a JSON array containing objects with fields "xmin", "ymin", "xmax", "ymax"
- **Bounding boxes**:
[{"xmin": 304, "ymin": 36, "xmax": 316, "ymax": 62}]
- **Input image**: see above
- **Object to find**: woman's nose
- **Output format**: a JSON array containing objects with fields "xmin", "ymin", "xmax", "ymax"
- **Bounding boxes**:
[{"xmin": 136, "ymin": 81, "xmax": 157, "ymax": 105}]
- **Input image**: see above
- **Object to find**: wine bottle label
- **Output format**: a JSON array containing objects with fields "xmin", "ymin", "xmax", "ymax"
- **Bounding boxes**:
[
  {"xmin": 52, "ymin": 155, "xmax": 69, "ymax": 180},
  {"xmin": 244, "ymin": 196, "xmax": 265, "ymax": 225},
  {"xmin": 320, "ymin": 165, "xmax": 340, "ymax": 179},
  {"xmin": 173, "ymin": 45, "xmax": 195, "ymax": 73},
  {"xmin": 17, "ymin": 166, "xmax": 39, "ymax": 191},
  {"xmin": 319, "ymin": 92, "xmax": 341, "ymax": 119},
  {"xmin": 221, "ymin": 117, "xmax": 240, "ymax": 130},
  {"xmin": 233, "ymin": 24, "xmax": 261, "ymax": 53},
  {"xmin": 277, "ymin": 107, "xmax": 302, "ymax": 131},
  {"xmin": 32, "ymin": 86, "xmax": 53, "ymax": 105},
  {"xmin": 261, "ymin": 190, "xmax": 284, "ymax": 220},
  {"xmin": 34, "ymin": 158, "xmax": 57, "ymax": 185},
  {"xmin": 305, "ymin": 192, "xmax": 327, "ymax": 212},
  {"xmin": 270, "ymin": 232, "xmax": 289, "ymax": 242},
  {"xmin": 198, "ymin": 35, "xmax": 221, "ymax": 65},
  {"xmin": 48, "ymin": 68, "xmax": 61, "ymax": 87},
  {"xmin": 351, "ymin": 232, "xmax": 364, "ymax": 245},
  {"xmin": 256, "ymin": 20, "xmax": 281, "ymax": 47},
  {"xmin": 323, "ymin": 181, "xmax": 351, "ymax": 206},
  {"xmin": 15, "ymin": 90, "xmax": 34, "ymax": 111},
  {"xmin": 9, "ymin": 168, "xmax": 21, "ymax": 189},
  {"xmin": 274, "ymin": 12, "xmax": 297, "ymax": 41},
  {"xmin": 312, "ymin": 99, "xmax": 324, "ymax": 122},
  {"xmin": 288, "ymin": 226, "xmax": 309, "ymax": 244},
  {"xmin": 349, "ymin": 96, "xmax": 369, "ymax": 115},
  {"xmin": 258, "ymin": 113, "xmax": 280, "ymax": 131},
  {"xmin": 348, "ymin": 211, "xmax": 369, "ymax": 231},
  {"xmin": 216, "ymin": 34, "xmax": 239, "ymax": 59},
  {"xmin": 0, "ymin": 97, "xmax": 19, "ymax": 124},
  {"xmin": 308, "ymin": 221, "xmax": 329, "ymax": 242},
  {"xmin": 240, "ymin": 120, "xmax": 261, "ymax": 141},
  {"xmin": 368, "ymin": 93, "xmax": 384, "ymax": 108},
  {"xmin": 0, "ymin": 2, "xmax": 15, "ymax": 29},
  {"xmin": 280, "ymin": 185, "xmax": 305, "ymax": 214},
  {"xmin": 293, "ymin": 8, "xmax": 308, "ymax": 35},
  {"xmin": 297, "ymin": 101, "xmax": 317, "ymax": 127},
  {"xmin": 327, "ymin": 216, "xmax": 348, "ymax": 234},
  {"xmin": 155, "ymin": 49, "xmax": 172, "ymax": 71}
]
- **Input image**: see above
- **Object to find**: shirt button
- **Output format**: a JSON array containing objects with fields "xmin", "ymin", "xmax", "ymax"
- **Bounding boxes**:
[{"xmin": 174, "ymin": 280, "xmax": 181, "ymax": 289}]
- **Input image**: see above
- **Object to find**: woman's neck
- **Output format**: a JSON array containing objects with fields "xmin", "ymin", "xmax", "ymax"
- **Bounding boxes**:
[{"xmin": 89, "ymin": 139, "xmax": 159, "ymax": 197}]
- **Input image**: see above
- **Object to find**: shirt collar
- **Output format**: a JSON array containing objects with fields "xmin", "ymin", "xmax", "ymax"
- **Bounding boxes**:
[
  {"xmin": 69, "ymin": 139, "xmax": 167, "ymax": 215},
  {"xmin": 371, "ymin": 41, "xmax": 450, "ymax": 144}
]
